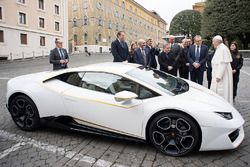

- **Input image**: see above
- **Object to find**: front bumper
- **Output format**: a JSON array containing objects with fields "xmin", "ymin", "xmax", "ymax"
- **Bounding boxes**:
[{"xmin": 200, "ymin": 125, "xmax": 244, "ymax": 151}]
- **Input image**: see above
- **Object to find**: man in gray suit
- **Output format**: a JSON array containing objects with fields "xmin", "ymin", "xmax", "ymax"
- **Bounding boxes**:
[{"xmin": 49, "ymin": 38, "xmax": 69, "ymax": 70}]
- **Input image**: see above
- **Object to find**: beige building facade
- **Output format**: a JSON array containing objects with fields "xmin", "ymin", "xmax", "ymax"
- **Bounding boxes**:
[
  {"xmin": 193, "ymin": 1, "xmax": 205, "ymax": 13},
  {"xmin": 0, "ymin": 0, "xmax": 68, "ymax": 60},
  {"xmin": 68, "ymin": 0, "xmax": 167, "ymax": 53}
]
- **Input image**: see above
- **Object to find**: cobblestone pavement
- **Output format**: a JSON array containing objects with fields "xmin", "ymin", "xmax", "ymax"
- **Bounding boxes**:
[{"xmin": 0, "ymin": 54, "xmax": 249, "ymax": 167}]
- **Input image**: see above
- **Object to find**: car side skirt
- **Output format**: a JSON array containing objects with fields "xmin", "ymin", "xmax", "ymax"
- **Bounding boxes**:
[{"xmin": 41, "ymin": 116, "xmax": 147, "ymax": 143}]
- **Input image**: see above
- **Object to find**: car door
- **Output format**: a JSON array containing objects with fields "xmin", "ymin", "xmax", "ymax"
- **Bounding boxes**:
[{"xmin": 62, "ymin": 72, "xmax": 145, "ymax": 138}]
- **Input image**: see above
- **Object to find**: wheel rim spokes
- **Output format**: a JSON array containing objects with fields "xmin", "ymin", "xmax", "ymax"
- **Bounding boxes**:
[
  {"xmin": 16, "ymin": 99, "xmax": 26, "ymax": 109},
  {"xmin": 11, "ymin": 98, "xmax": 34, "ymax": 128},
  {"xmin": 157, "ymin": 117, "xmax": 171, "ymax": 130},
  {"xmin": 176, "ymin": 118, "xmax": 191, "ymax": 133},
  {"xmin": 25, "ymin": 104, "xmax": 34, "ymax": 117},
  {"xmin": 164, "ymin": 139, "xmax": 180, "ymax": 155},
  {"xmin": 152, "ymin": 131, "xmax": 166, "ymax": 145},
  {"xmin": 11, "ymin": 105, "xmax": 20, "ymax": 117},
  {"xmin": 15, "ymin": 115, "xmax": 26, "ymax": 127},
  {"xmin": 152, "ymin": 116, "xmax": 195, "ymax": 155},
  {"xmin": 180, "ymin": 135, "xmax": 194, "ymax": 149}
]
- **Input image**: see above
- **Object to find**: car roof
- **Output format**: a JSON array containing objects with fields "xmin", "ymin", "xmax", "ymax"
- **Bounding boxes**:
[{"xmin": 70, "ymin": 62, "xmax": 141, "ymax": 74}]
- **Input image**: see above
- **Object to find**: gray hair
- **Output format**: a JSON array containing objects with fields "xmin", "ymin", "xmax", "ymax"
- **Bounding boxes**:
[
  {"xmin": 163, "ymin": 43, "xmax": 170, "ymax": 49},
  {"xmin": 138, "ymin": 39, "xmax": 145, "ymax": 46},
  {"xmin": 194, "ymin": 35, "xmax": 202, "ymax": 41}
]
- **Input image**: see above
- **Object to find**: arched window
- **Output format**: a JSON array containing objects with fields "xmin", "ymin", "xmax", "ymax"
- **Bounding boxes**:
[
  {"xmin": 98, "ymin": 34, "xmax": 102, "ymax": 42},
  {"xmin": 74, "ymin": 34, "xmax": 77, "ymax": 43},
  {"xmin": 83, "ymin": 16, "xmax": 88, "ymax": 25},
  {"xmin": 98, "ymin": 16, "xmax": 102, "ymax": 26},
  {"xmin": 84, "ymin": 33, "xmax": 88, "ymax": 41},
  {"xmin": 73, "ymin": 18, "xmax": 77, "ymax": 27},
  {"xmin": 116, "ymin": 23, "xmax": 119, "ymax": 31},
  {"xmin": 96, "ymin": 2, "xmax": 102, "ymax": 10},
  {"xmin": 108, "ymin": 20, "xmax": 112, "ymax": 29}
]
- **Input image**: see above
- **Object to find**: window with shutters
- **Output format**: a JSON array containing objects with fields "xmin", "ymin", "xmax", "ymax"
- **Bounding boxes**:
[{"xmin": 20, "ymin": 33, "xmax": 27, "ymax": 45}]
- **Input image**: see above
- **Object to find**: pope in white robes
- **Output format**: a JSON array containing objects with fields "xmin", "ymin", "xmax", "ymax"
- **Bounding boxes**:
[{"xmin": 210, "ymin": 35, "xmax": 233, "ymax": 105}]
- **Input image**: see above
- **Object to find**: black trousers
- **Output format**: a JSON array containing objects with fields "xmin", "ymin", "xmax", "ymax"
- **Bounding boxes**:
[
  {"xmin": 207, "ymin": 68, "xmax": 212, "ymax": 89},
  {"xmin": 167, "ymin": 68, "xmax": 177, "ymax": 76},
  {"xmin": 233, "ymin": 72, "xmax": 240, "ymax": 99},
  {"xmin": 178, "ymin": 66, "xmax": 189, "ymax": 79},
  {"xmin": 190, "ymin": 68, "xmax": 204, "ymax": 85}
]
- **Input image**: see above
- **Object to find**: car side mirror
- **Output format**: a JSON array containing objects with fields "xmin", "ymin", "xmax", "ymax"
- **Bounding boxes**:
[{"xmin": 114, "ymin": 91, "xmax": 138, "ymax": 102}]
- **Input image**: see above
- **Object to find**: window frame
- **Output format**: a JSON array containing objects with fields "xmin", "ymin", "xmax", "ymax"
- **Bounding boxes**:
[
  {"xmin": 40, "ymin": 36, "xmax": 45, "ymax": 46},
  {"xmin": 18, "ymin": 11, "xmax": 27, "ymax": 25},
  {"xmin": 0, "ymin": 30, "xmax": 4, "ymax": 43},
  {"xmin": 0, "ymin": 6, "xmax": 4, "ymax": 21},
  {"xmin": 55, "ymin": 21, "xmax": 60, "ymax": 31},
  {"xmin": 55, "ymin": 71, "xmax": 160, "ymax": 100},
  {"xmin": 20, "ymin": 33, "xmax": 27, "ymax": 45},
  {"xmin": 17, "ymin": 0, "xmax": 27, "ymax": 5},
  {"xmin": 38, "ymin": 0, "xmax": 45, "ymax": 11},
  {"xmin": 54, "ymin": 4, "xmax": 60, "ymax": 15},
  {"xmin": 38, "ymin": 17, "xmax": 45, "ymax": 28}
]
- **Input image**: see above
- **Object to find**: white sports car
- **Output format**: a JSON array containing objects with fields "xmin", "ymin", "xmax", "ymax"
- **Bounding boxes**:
[{"xmin": 6, "ymin": 62, "xmax": 245, "ymax": 156}]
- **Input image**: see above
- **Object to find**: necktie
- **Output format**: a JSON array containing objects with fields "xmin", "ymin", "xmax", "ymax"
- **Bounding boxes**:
[
  {"xmin": 142, "ymin": 49, "xmax": 147, "ymax": 65},
  {"xmin": 195, "ymin": 46, "xmax": 200, "ymax": 62},
  {"xmin": 120, "ymin": 42, "xmax": 125, "ymax": 48},
  {"xmin": 59, "ymin": 49, "xmax": 64, "ymax": 59}
]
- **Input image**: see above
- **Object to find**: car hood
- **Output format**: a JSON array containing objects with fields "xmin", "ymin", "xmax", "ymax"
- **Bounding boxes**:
[{"xmin": 178, "ymin": 80, "xmax": 235, "ymax": 112}]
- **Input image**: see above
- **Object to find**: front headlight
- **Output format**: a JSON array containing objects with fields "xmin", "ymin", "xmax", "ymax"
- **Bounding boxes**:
[{"xmin": 215, "ymin": 112, "xmax": 233, "ymax": 120}]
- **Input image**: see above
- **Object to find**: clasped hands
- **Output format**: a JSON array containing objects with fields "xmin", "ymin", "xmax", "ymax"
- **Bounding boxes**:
[
  {"xmin": 60, "ymin": 59, "xmax": 69, "ymax": 64},
  {"xmin": 192, "ymin": 62, "xmax": 200, "ymax": 69}
]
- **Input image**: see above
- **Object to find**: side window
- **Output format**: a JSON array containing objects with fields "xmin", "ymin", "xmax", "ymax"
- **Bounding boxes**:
[
  {"xmin": 139, "ymin": 86, "xmax": 158, "ymax": 99},
  {"xmin": 56, "ymin": 72, "xmax": 84, "ymax": 86},
  {"xmin": 80, "ymin": 72, "xmax": 159, "ymax": 99},
  {"xmin": 80, "ymin": 72, "xmax": 122, "ymax": 94},
  {"xmin": 112, "ymin": 77, "xmax": 138, "ymax": 94}
]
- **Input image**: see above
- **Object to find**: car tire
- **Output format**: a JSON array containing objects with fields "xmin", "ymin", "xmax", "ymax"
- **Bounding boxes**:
[
  {"xmin": 148, "ymin": 111, "xmax": 200, "ymax": 156},
  {"xmin": 9, "ymin": 95, "xmax": 40, "ymax": 131}
]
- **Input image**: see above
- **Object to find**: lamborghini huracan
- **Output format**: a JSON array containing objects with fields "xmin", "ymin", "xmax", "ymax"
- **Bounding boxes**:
[{"xmin": 6, "ymin": 62, "xmax": 245, "ymax": 156}]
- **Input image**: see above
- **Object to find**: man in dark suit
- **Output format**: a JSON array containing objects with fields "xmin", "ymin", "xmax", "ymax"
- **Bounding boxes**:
[
  {"xmin": 178, "ymin": 39, "xmax": 190, "ymax": 79},
  {"xmin": 187, "ymin": 35, "xmax": 208, "ymax": 85},
  {"xmin": 158, "ymin": 43, "xmax": 177, "ymax": 76},
  {"xmin": 144, "ymin": 38, "xmax": 160, "ymax": 69},
  {"xmin": 111, "ymin": 31, "xmax": 129, "ymax": 62},
  {"xmin": 49, "ymin": 38, "xmax": 69, "ymax": 70},
  {"xmin": 134, "ymin": 39, "xmax": 147, "ymax": 66},
  {"xmin": 206, "ymin": 49, "xmax": 215, "ymax": 89},
  {"xmin": 168, "ymin": 35, "xmax": 181, "ymax": 76}
]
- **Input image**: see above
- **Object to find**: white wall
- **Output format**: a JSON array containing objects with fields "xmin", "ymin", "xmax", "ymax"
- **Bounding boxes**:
[
  {"xmin": 0, "ymin": 27, "xmax": 65, "ymax": 60},
  {"xmin": 75, "ymin": 45, "xmax": 111, "ymax": 53}
]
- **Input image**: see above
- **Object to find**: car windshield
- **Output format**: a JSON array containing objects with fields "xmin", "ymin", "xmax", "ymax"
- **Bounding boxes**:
[{"xmin": 126, "ymin": 67, "xmax": 189, "ymax": 95}]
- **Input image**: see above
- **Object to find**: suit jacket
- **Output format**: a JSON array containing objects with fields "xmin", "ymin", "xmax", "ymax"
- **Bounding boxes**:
[
  {"xmin": 178, "ymin": 47, "xmax": 189, "ymax": 68},
  {"xmin": 231, "ymin": 53, "xmax": 243, "ymax": 75},
  {"xmin": 49, "ymin": 48, "xmax": 69, "ymax": 70},
  {"xmin": 158, "ymin": 51, "xmax": 175, "ymax": 72},
  {"xmin": 170, "ymin": 43, "xmax": 181, "ymax": 64},
  {"xmin": 187, "ymin": 44, "xmax": 208, "ymax": 72},
  {"xmin": 144, "ymin": 45, "xmax": 160, "ymax": 69},
  {"xmin": 134, "ymin": 48, "xmax": 147, "ymax": 66},
  {"xmin": 111, "ymin": 39, "xmax": 129, "ymax": 62},
  {"xmin": 207, "ymin": 50, "xmax": 215, "ymax": 69}
]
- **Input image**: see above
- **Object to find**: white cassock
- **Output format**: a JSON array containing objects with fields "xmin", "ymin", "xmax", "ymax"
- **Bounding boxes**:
[{"xmin": 210, "ymin": 43, "xmax": 233, "ymax": 105}]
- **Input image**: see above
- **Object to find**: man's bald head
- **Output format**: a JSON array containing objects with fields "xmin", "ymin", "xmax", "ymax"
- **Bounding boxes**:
[
  {"xmin": 138, "ymin": 39, "xmax": 146, "ymax": 48},
  {"xmin": 169, "ymin": 35, "xmax": 175, "ymax": 44}
]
